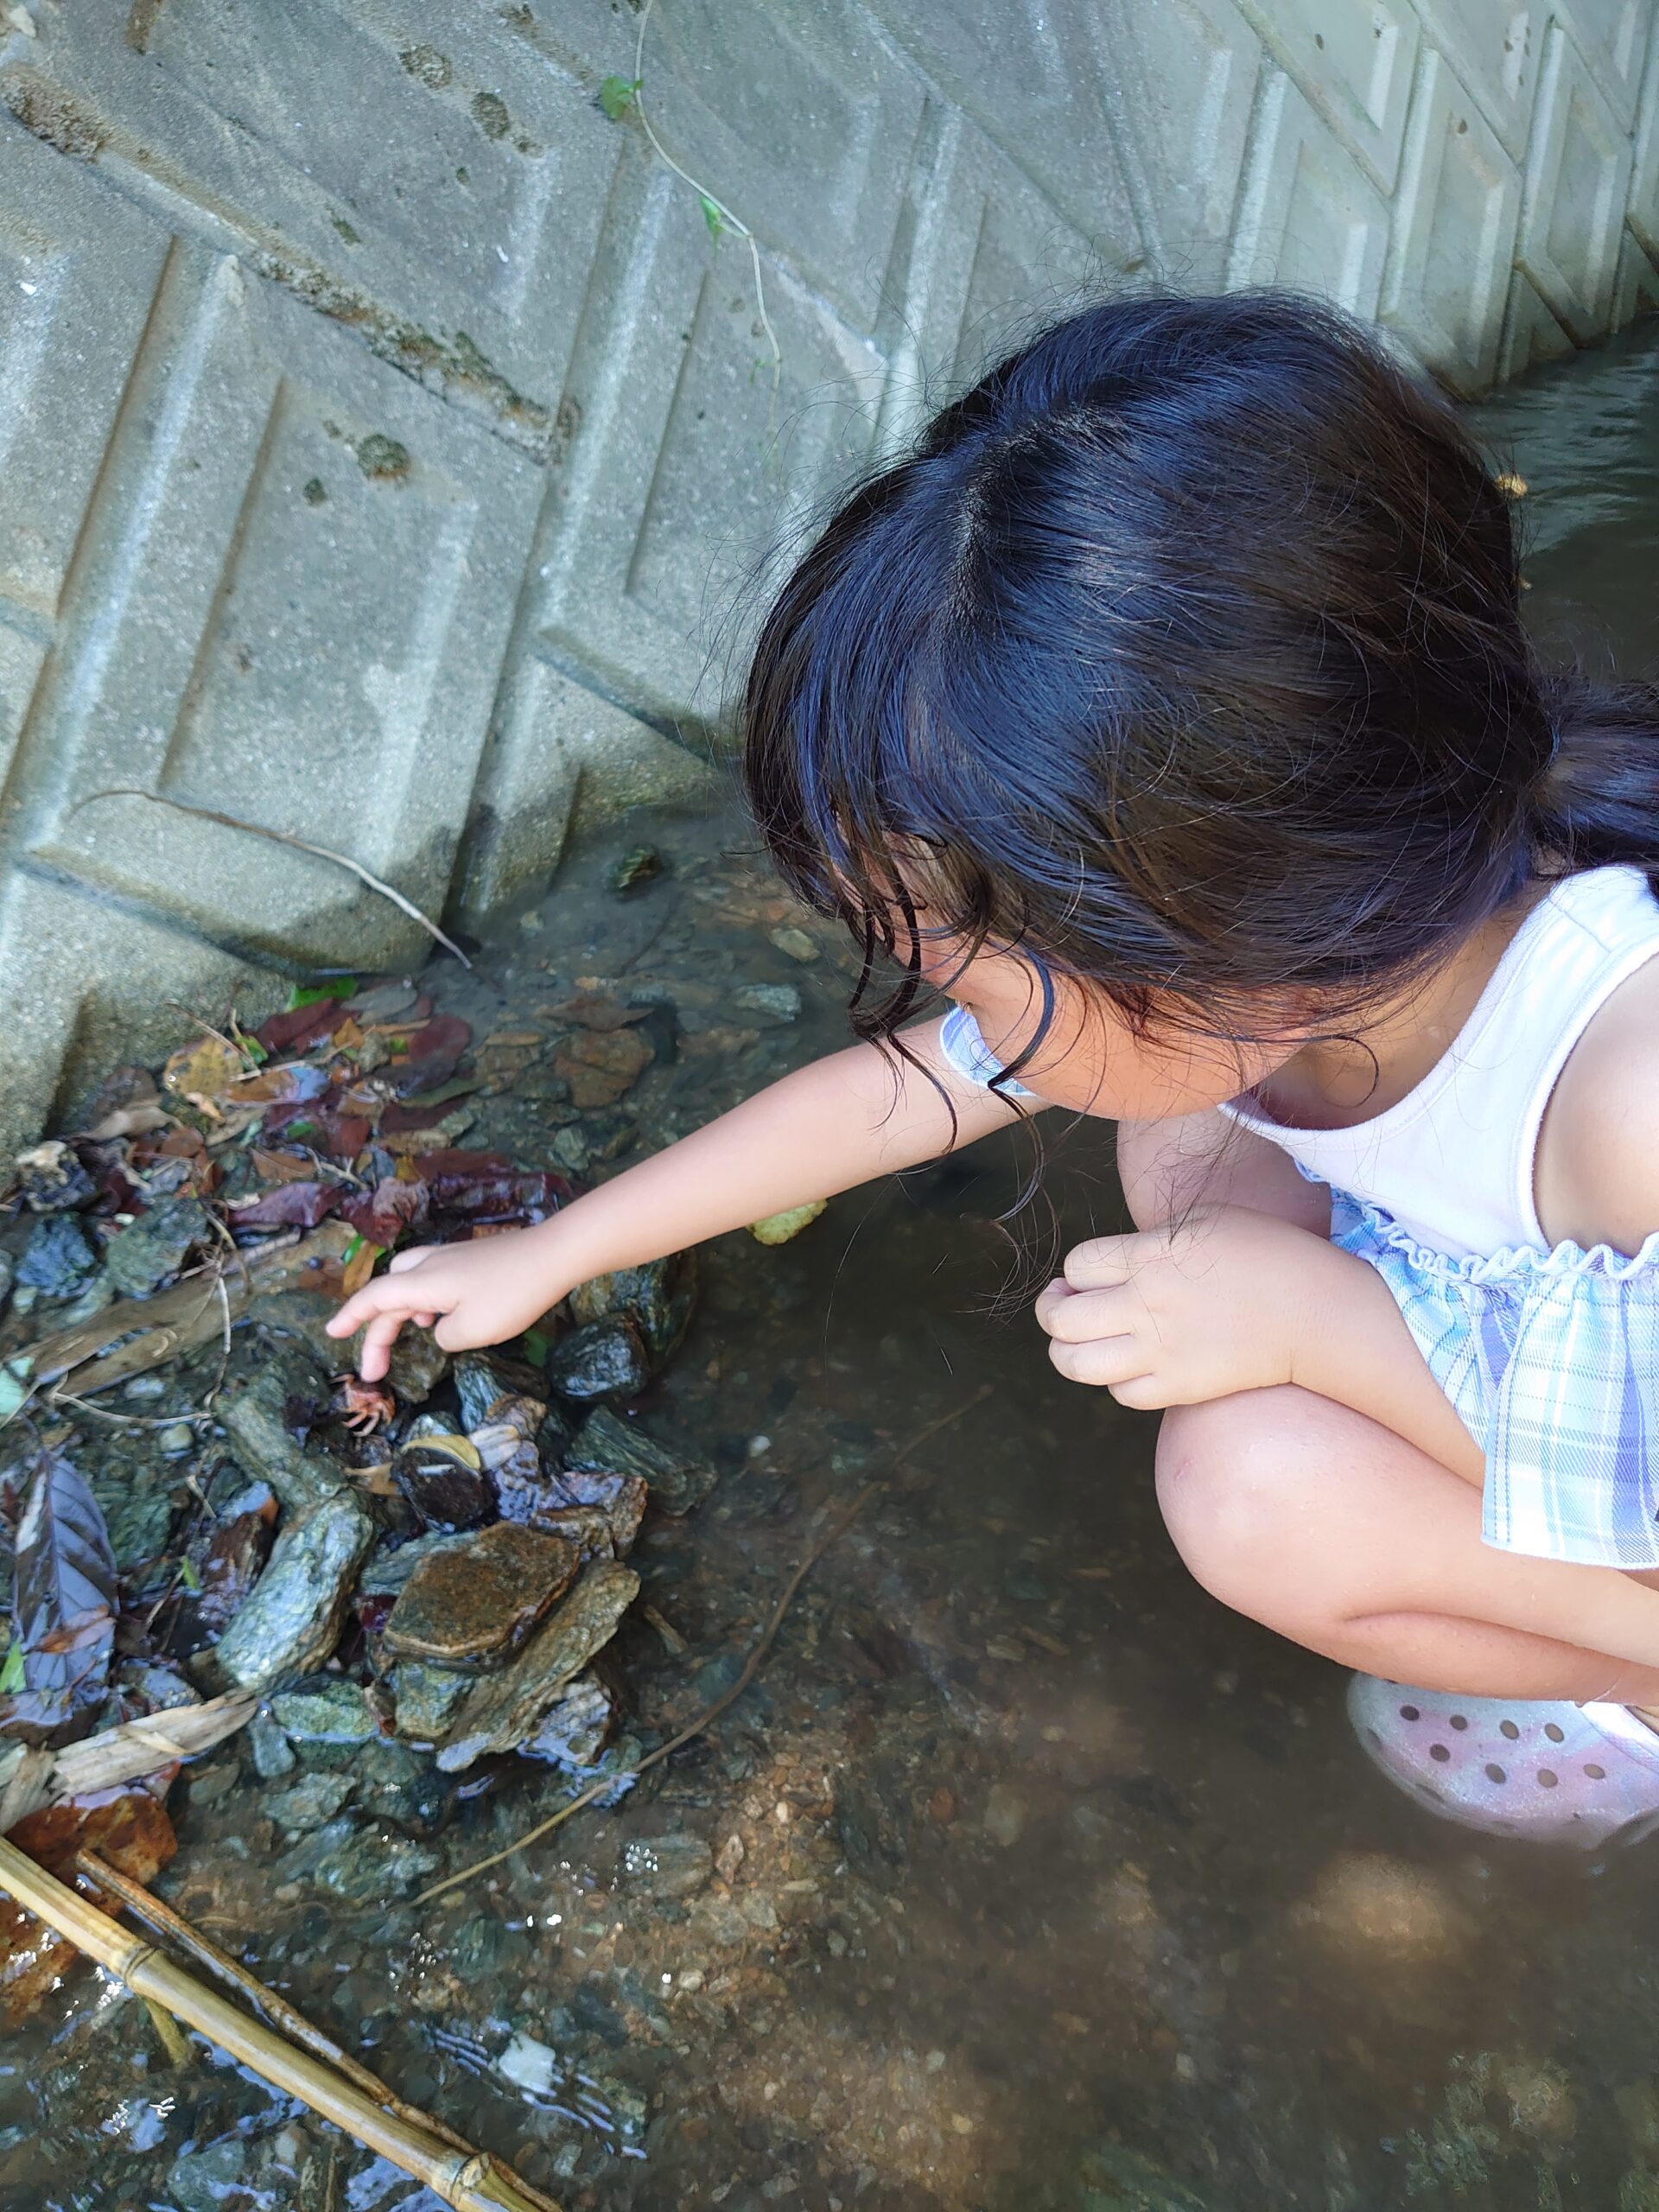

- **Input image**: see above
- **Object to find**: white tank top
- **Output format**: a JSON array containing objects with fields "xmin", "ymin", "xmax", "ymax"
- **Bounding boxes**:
[{"xmin": 1222, "ymin": 866, "xmax": 1659, "ymax": 1259}]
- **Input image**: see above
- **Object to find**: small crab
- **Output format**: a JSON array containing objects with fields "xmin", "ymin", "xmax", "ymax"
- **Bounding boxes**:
[{"xmin": 330, "ymin": 1375, "xmax": 397, "ymax": 1435}]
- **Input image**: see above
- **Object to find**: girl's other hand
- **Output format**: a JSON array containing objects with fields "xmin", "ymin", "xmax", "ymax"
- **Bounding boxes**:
[
  {"xmin": 1034, "ymin": 1207, "xmax": 1325, "ymax": 1409},
  {"xmin": 325, "ymin": 1230, "xmax": 568, "ymax": 1381}
]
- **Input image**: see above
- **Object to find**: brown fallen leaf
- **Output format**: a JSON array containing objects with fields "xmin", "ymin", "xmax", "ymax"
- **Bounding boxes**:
[
  {"xmin": 0, "ymin": 1790, "xmax": 176, "ymax": 2026},
  {"xmin": 551, "ymin": 1026, "xmax": 652, "ymax": 1109}
]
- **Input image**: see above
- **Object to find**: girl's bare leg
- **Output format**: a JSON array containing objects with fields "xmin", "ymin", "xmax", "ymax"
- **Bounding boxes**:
[{"xmin": 1156, "ymin": 1385, "xmax": 1659, "ymax": 1705}]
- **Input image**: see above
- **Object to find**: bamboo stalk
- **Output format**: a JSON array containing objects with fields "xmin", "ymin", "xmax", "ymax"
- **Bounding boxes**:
[
  {"xmin": 77, "ymin": 1852, "xmax": 480, "ymax": 2166},
  {"xmin": 0, "ymin": 1837, "xmax": 556, "ymax": 2212}
]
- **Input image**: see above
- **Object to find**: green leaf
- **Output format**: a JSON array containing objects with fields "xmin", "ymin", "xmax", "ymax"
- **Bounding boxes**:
[
  {"xmin": 341, "ymin": 1231, "xmax": 365, "ymax": 1267},
  {"xmin": 286, "ymin": 1119, "xmax": 318, "ymax": 1142},
  {"xmin": 598, "ymin": 73, "xmax": 640, "ymax": 121},
  {"xmin": 522, "ymin": 1327, "xmax": 550, "ymax": 1369},
  {"xmin": 0, "ymin": 1639, "xmax": 23, "ymax": 1694},
  {"xmin": 177, "ymin": 1557, "xmax": 202, "ymax": 1594},
  {"xmin": 700, "ymin": 194, "xmax": 723, "ymax": 245},
  {"xmin": 285, "ymin": 980, "xmax": 357, "ymax": 1012},
  {"xmin": 239, "ymin": 1035, "xmax": 269, "ymax": 1065}
]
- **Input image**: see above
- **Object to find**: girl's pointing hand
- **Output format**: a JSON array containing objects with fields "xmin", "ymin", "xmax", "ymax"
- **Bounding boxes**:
[{"xmin": 1034, "ymin": 1208, "xmax": 1324, "ymax": 1410}]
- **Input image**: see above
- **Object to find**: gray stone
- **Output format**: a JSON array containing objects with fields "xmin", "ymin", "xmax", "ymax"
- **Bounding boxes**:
[
  {"xmin": 246, "ymin": 1707, "xmax": 296, "ymax": 1781},
  {"xmin": 391, "ymin": 1662, "xmax": 474, "ymax": 1744},
  {"xmin": 276, "ymin": 1814, "xmax": 439, "ymax": 1904},
  {"xmin": 167, "ymin": 2140, "xmax": 249, "ymax": 2212},
  {"xmin": 270, "ymin": 1677, "xmax": 378, "ymax": 1747},
  {"xmin": 734, "ymin": 982, "xmax": 801, "ymax": 1023},
  {"xmin": 204, "ymin": 1495, "xmax": 375, "ymax": 1690},
  {"xmin": 620, "ymin": 1833, "xmax": 713, "ymax": 1903},
  {"xmin": 435, "ymin": 1560, "xmax": 639, "ymax": 1770},
  {"xmin": 264, "ymin": 1770, "xmax": 355, "ymax": 1833},
  {"xmin": 546, "ymin": 1316, "xmax": 650, "ymax": 1403},
  {"xmin": 104, "ymin": 1193, "xmax": 211, "ymax": 1297},
  {"xmin": 520, "ymin": 1671, "xmax": 617, "ymax": 1772},
  {"xmin": 359, "ymin": 1530, "xmax": 473, "ymax": 1600},
  {"xmin": 219, "ymin": 1342, "xmax": 346, "ymax": 1511},
  {"xmin": 16, "ymin": 1212, "xmax": 98, "ymax": 1298},
  {"xmin": 569, "ymin": 1408, "xmax": 718, "ymax": 1518}
]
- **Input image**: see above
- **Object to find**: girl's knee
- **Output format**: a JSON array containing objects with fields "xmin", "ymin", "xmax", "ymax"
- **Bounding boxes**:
[{"xmin": 1154, "ymin": 1389, "xmax": 1323, "ymax": 1606}]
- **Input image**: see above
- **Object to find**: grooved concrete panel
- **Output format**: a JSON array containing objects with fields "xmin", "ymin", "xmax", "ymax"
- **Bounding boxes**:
[{"xmin": 1, "ymin": 0, "xmax": 1656, "ymax": 1151}]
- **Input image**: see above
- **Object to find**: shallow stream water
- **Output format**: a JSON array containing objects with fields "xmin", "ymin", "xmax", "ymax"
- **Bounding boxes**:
[{"xmin": 6, "ymin": 321, "xmax": 1659, "ymax": 2212}]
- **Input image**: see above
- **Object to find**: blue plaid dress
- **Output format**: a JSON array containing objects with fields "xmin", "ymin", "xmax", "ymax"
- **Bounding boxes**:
[{"xmin": 1331, "ymin": 1192, "xmax": 1659, "ymax": 1568}]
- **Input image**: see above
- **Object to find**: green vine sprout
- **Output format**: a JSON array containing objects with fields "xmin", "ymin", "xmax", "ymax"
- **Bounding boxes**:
[{"xmin": 598, "ymin": 0, "xmax": 784, "ymax": 404}]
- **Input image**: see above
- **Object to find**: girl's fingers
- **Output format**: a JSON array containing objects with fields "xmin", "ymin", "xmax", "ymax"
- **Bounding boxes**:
[
  {"xmin": 356, "ymin": 1311, "xmax": 405, "ymax": 1381},
  {"xmin": 1036, "ymin": 1284, "xmax": 1132, "ymax": 1344},
  {"xmin": 1047, "ymin": 1333, "xmax": 1145, "ymax": 1389},
  {"xmin": 387, "ymin": 1244, "xmax": 440, "ymax": 1276},
  {"xmin": 1062, "ymin": 1234, "xmax": 1146, "ymax": 1291}
]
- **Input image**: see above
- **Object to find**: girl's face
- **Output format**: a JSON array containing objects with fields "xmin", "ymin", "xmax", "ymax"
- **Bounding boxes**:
[{"xmin": 934, "ymin": 938, "xmax": 1299, "ymax": 1122}]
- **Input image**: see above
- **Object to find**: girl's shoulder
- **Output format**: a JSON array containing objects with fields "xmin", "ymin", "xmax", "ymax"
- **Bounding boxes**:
[{"xmin": 1537, "ymin": 951, "xmax": 1659, "ymax": 1255}]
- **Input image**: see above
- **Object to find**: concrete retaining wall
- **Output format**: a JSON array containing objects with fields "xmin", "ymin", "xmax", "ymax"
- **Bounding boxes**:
[{"xmin": 3, "ymin": 0, "xmax": 1657, "ymax": 1149}]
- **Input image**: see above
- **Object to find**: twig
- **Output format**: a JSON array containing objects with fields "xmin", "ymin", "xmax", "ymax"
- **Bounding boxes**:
[
  {"xmin": 75, "ymin": 1852, "xmax": 503, "ymax": 2177},
  {"xmin": 631, "ymin": 0, "xmax": 782, "ymax": 403},
  {"xmin": 414, "ymin": 1383, "xmax": 993, "ymax": 1907},
  {"xmin": 74, "ymin": 791, "xmax": 472, "ymax": 968},
  {"xmin": 0, "ymin": 1836, "xmax": 558, "ymax": 2212}
]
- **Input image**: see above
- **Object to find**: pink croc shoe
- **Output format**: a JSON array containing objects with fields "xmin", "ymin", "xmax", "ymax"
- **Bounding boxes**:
[{"xmin": 1347, "ymin": 1674, "xmax": 1659, "ymax": 1847}]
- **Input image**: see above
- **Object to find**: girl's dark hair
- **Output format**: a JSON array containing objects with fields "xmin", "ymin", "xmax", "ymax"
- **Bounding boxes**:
[{"xmin": 743, "ymin": 289, "xmax": 1659, "ymax": 1065}]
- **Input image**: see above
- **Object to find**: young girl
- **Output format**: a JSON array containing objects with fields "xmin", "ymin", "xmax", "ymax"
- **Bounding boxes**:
[{"xmin": 332, "ymin": 291, "xmax": 1659, "ymax": 1848}]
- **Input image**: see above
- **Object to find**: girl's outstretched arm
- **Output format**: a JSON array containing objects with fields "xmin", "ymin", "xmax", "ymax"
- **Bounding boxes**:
[{"xmin": 328, "ymin": 1019, "xmax": 1035, "ymax": 1379}]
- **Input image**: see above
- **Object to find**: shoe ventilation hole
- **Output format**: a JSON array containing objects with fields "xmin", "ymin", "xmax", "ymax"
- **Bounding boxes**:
[
  {"xmin": 1500, "ymin": 1719, "xmax": 1522, "ymax": 1740},
  {"xmin": 1544, "ymin": 1722, "xmax": 1566, "ymax": 1743},
  {"xmin": 1399, "ymin": 1705, "xmax": 1420, "ymax": 1721},
  {"xmin": 1484, "ymin": 1763, "xmax": 1507, "ymax": 1784},
  {"xmin": 1538, "ymin": 1769, "xmax": 1559, "ymax": 1789},
  {"xmin": 1449, "ymin": 1714, "xmax": 1469, "ymax": 1732},
  {"xmin": 1429, "ymin": 1743, "xmax": 1452, "ymax": 1763},
  {"xmin": 1586, "ymin": 1763, "xmax": 1607, "ymax": 1780}
]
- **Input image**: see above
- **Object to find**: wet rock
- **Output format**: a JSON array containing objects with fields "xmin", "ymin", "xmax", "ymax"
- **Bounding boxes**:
[
  {"xmin": 1077, "ymin": 2144, "xmax": 1213, "ymax": 2210},
  {"xmin": 557, "ymin": 1468, "xmax": 646, "ymax": 1554},
  {"xmin": 202, "ymin": 1494, "xmax": 375, "ymax": 1690},
  {"xmin": 453, "ymin": 1351, "xmax": 553, "ymax": 1431},
  {"xmin": 359, "ymin": 1529, "xmax": 472, "ymax": 1599},
  {"xmin": 353, "ymin": 1738, "xmax": 448, "ymax": 1833},
  {"xmin": 270, "ymin": 1677, "xmax": 378, "ymax": 1751},
  {"xmin": 610, "ymin": 842, "xmax": 664, "ymax": 894},
  {"xmin": 435, "ymin": 1560, "xmax": 639, "ymax": 1770},
  {"xmin": 551, "ymin": 1026, "xmax": 652, "ymax": 1109},
  {"xmin": 768, "ymin": 925, "xmax": 819, "ymax": 962},
  {"xmin": 219, "ymin": 1343, "xmax": 346, "ymax": 1511},
  {"xmin": 734, "ymin": 982, "xmax": 800, "ymax": 1023},
  {"xmin": 520, "ymin": 1671, "xmax": 617, "ymax": 1770},
  {"xmin": 546, "ymin": 1315, "xmax": 650, "ymax": 1402},
  {"xmin": 0, "ymin": 1252, "xmax": 11, "ymax": 1312},
  {"xmin": 186, "ymin": 1480, "xmax": 277, "ymax": 1635},
  {"xmin": 383, "ymin": 1522, "xmax": 579, "ymax": 1670},
  {"xmin": 568, "ymin": 1252, "xmax": 696, "ymax": 1363},
  {"xmin": 568, "ymin": 1408, "xmax": 718, "ymax": 1517},
  {"xmin": 276, "ymin": 1813, "xmax": 439, "ymax": 1904},
  {"xmin": 105, "ymin": 1194, "xmax": 211, "ymax": 1298},
  {"xmin": 264, "ymin": 1770, "xmax": 355, "ymax": 1834},
  {"xmin": 12, "ymin": 1140, "xmax": 96, "ymax": 1214},
  {"xmin": 391, "ymin": 1662, "xmax": 474, "ymax": 1743},
  {"xmin": 157, "ymin": 1421, "xmax": 196, "ymax": 1458},
  {"xmin": 620, "ymin": 1833, "xmax": 713, "ymax": 1902},
  {"xmin": 247, "ymin": 1707, "xmax": 297, "ymax": 1781},
  {"xmin": 167, "ymin": 2140, "xmax": 249, "ymax": 2212},
  {"xmin": 16, "ymin": 1212, "xmax": 99, "ymax": 1299}
]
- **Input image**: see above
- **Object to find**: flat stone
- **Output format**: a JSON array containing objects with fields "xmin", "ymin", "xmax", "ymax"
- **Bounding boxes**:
[
  {"xmin": 219, "ymin": 1342, "xmax": 346, "ymax": 1511},
  {"xmin": 734, "ymin": 982, "xmax": 800, "ymax": 1023},
  {"xmin": 276, "ymin": 1814, "xmax": 438, "ymax": 1904},
  {"xmin": 246, "ymin": 1707, "xmax": 296, "ymax": 1781},
  {"xmin": 264, "ymin": 1770, "xmax": 354, "ymax": 1833},
  {"xmin": 203, "ymin": 1494, "xmax": 375, "ymax": 1691},
  {"xmin": 105, "ymin": 1194, "xmax": 212, "ymax": 1297},
  {"xmin": 620, "ymin": 1833, "xmax": 713, "ymax": 1902},
  {"xmin": 520, "ymin": 1670, "xmax": 616, "ymax": 1770},
  {"xmin": 435, "ymin": 1560, "xmax": 639, "ymax": 1770},
  {"xmin": 382, "ymin": 1522, "xmax": 579, "ymax": 1670},
  {"xmin": 568, "ymin": 1408, "xmax": 717, "ymax": 1517},
  {"xmin": 567, "ymin": 1252, "xmax": 695, "ymax": 1361},
  {"xmin": 270, "ymin": 1677, "xmax": 378, "ymax": 1745}
]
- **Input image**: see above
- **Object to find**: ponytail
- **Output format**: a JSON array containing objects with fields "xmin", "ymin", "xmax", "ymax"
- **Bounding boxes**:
[{"xmin": 1534, "ymin": 673, "xmax": 1659, "ymax": 890}]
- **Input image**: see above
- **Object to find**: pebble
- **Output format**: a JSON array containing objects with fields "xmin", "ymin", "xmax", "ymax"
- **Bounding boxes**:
[
  {"xmin": 621, "ymin": 1834, "xmax": 714, "ymax": 1902},
  {"xmin": 546, "ymin": 1314, "xmax": 652, "ymax": 1402},
  {"xmin": 982, "ymin": 1783, "xmax": 1028, "ymax": 1848},
  {"xmin": 747, "ymin": 1199, "xmax": 827, "ymax": 1247},
  {"xmin": 391, "ymin": 1661, "xmax": 474, "ymax": 1743},
  {"xmin": 247, "ymin": 1707, "xmax": 297, "ymax": 1781},
  {"xmin": 264, "ymin": 1771, "xmax": 355, "ymax": 1834},
  {"xmin": 105, "ymin": 1193, "xmax": 212, "ymax": 1299},
  {"xmin": 270, "ymin": 1677, "xmax": 379, "ymax": 1748},
  {"xmin": 16, "ymin": 1211, "xmax": 99, "ymax": 1298},
  {"xmin": 768, "ymin": 926, "xmax": 819, "ymax": 963},
  {"xmin": 734, "ymin": 983, "xmax": 801, "ymax": 1023},
  {"xmin": 157, "ymin": 1422, "xmax": 195, "ymax": 1458}
]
